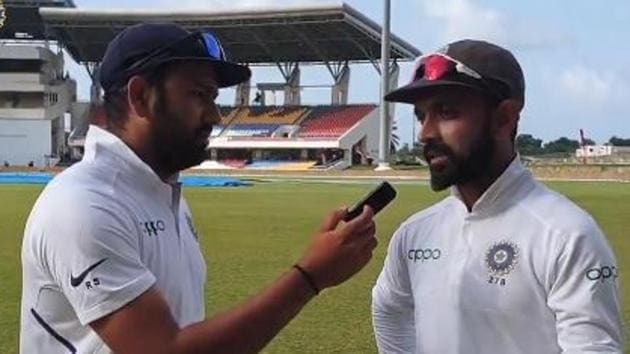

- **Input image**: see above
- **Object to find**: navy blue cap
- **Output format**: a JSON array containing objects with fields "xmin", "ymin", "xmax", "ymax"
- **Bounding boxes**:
[{"xmin": 99, "ymin": 23, "xmax": 251, "ymax": 91}]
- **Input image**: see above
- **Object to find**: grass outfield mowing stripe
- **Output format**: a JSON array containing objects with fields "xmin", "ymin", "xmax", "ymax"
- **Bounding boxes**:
[{"xmin": 0, "ymin": 182, "xmax": 627, "ymax": 353}]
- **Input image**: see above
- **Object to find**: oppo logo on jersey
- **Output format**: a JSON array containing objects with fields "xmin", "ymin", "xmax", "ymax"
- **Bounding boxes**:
[
  {"xmin": 408, "ymin": 248, "xmax": 441, "ymax": 262},
  {"xmin": 585, "ymin": 266, "xmax": 618, "ymax": 282},
  {"xmin": 140, "ymin": 219, "xmax": 166, "ymax": 237}
]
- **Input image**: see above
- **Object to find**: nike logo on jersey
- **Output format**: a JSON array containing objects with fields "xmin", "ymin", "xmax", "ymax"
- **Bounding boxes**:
[{"xmin": 70, "ymin": 258, "xmax": 108, "ymax": 287}]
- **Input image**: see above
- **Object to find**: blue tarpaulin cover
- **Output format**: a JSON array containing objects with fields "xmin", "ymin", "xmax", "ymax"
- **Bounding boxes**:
[{"xmin": 0, "ymin": 173, "xmax": 251, "ymax": 187}]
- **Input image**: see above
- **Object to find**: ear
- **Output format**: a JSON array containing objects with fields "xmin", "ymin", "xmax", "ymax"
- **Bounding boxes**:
[
  {"xmin": 126, "ymin": 75, "xmax": 152, "ymax": 119},
  {"xmin": 492, "ymin": 99, "xmax": 522, "ymax": 141}
]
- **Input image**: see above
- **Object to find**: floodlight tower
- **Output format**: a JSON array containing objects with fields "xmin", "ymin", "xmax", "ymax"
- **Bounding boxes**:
[{"xmin": 376, "ymin": 0, "xmax": 392, "ymax": 171}]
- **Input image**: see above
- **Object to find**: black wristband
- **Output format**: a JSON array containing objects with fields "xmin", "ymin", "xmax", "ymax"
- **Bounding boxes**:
[{"xmin": 292, "ymin": 264, "xmax": 320, "ymax": 295}]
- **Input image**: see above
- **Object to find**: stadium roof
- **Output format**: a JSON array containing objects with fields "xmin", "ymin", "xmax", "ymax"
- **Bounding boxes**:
[
  {"xmin": 0, "ymin": 0, "xmax": 75, "ymax": 40},
  {"xmin": 39, "ymin": 3, "xmax": 421, "ymax": 66}
]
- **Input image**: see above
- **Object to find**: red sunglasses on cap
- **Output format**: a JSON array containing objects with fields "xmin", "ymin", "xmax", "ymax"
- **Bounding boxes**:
[
  {"xmin": 413, "ymin": 53, "xmax": 481, "ymax": 81},
  {"xmin": 411, "ymin": 53, "xmax": 510, "ymax": 101}
]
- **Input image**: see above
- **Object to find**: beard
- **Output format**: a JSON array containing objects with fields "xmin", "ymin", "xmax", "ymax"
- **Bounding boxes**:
[
  {"xmin": 423, "ymin": 125, "xmax": 495, "ymax": 191},
  {"xmin": 151, "ymin": 86, "xmax": 211, "ymax": 174}
]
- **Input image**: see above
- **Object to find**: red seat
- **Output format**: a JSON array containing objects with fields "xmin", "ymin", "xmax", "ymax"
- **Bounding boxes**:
[{"xmin": 297, "ymin": 105, "xmax": 375, "ymax": 138}]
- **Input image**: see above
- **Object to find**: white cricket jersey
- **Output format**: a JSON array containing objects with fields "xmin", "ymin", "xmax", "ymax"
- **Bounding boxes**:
[
  {"xmin": 20, "ymin": 125, "xmax": 207, "ymax": 353},
  {"xmin": 372, "ymin": 158, "xmax": 623, "ymax": 354}
]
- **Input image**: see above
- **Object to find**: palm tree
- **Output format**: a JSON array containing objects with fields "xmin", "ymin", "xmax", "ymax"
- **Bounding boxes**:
[{"xmin": 389, "ymin": 120, "xmax": 400, "ymax": 154}]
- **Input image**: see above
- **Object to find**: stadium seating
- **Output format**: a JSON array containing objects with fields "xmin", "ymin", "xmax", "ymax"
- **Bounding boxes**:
[
  {"xmin": 245, "ymin": 161, "xmax": 287, "ymax": 169},
  {"xmin": 210, "ymin": 125, "xmax": 225, "ymax": 137},
  {"xmin": 219, "ymin": 106, "xmax": 239, "ymax": 125},
  {"xmin": 222, "ymin": 124, "xmax": 280, "ymax": 137},
  {"xmin": 221, "ymin": 159, "xmax": 248, "ymax": 169},
  {"xmin": 230, "ymin": 106, "xmax": 307, "ymax": 125},
  {"xmin": 192, "ymin": 160, "xmax": 234, "ymax": 169},
  {"xmin": 275, "ymin": 161, "xmax": 317, "ymax": 171},
  {"xmin": 193, "ymin": 159, "xmax": 317, "ymax": 171},
  {"xmin": 245, "ymin": 160, "xmax": 317, "ymax": 171},
  {"xmin": 211, "ymin": 105, "xmax": 374, "ymax": 140},
  {"xmin": 297, "ymin": 105, "xmax": 375, "ymax": 138}
]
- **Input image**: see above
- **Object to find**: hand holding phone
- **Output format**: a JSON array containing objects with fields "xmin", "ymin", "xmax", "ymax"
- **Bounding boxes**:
[{"xmin": 343, "ymin": 181, "xmax": 397, "ymax": 221}]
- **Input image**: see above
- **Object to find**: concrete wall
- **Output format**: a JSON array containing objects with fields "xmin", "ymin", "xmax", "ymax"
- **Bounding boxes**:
[
  {"xmin": 46, "ymin": 80, "xmax": 76, "ymax": 119},
  {"xmin": 339, "ymin": 111, "xmax": 371, "ymax": 149},
  {"xmin": 0, "ymin": 45, "xmax": 77, "ymax": 166},
  {"xmin": 0, "ymin": 108, "xmax": 45, "ymax": 119},
  {"xmin": 0, "ymin": 119, "xmax": 51, "ymax": 167},
  {"xmin": 0, "ymin": 91, "xmax": 43, "ymax": 108},
  {"xmin": 0, "ymin": 73, "xmax": 44, "ymax": 88},
  {"xmin": 362, "ymin": 107, "xmax": 381, "ymax": 159},
  {"xmin": 70, "ymin": 101, "xmax": 90, "ymax": 132},
  {"xmin": 0, "ymin": 45, "xmax": 54, "ymax": 61}
]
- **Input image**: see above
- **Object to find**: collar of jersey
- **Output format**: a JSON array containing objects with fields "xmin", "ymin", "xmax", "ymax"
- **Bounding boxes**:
[
  {"xmin": 450, "ymin": 156, "xmax": 531, "ymax": 216},
  {"xmin": 83, "ymin": 125, "xmax": 180, "ymax": 203}
]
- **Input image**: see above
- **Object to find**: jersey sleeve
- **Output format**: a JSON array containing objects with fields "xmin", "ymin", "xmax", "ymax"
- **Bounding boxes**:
[
  {"xmin": 32, "ymin": 196, "xmax": 156, "ymax": 325},
  {"xmin": 547, "ymin": 222, "xmax": 623, "ymax": 352},
  {"xmin": 372, "ymin": 225, "xmax": 416, "ymax": 353}
]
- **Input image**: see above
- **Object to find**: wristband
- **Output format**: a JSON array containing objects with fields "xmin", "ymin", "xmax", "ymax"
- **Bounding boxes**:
[{"xmin": 292, "ymin": 264, "xmax": 320, "ymax": 295}]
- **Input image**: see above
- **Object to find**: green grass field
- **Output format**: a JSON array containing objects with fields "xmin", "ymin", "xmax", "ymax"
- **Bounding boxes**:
[{"xmin": 0, "ymin": 181, "xmax": 628, "ymax": 353}]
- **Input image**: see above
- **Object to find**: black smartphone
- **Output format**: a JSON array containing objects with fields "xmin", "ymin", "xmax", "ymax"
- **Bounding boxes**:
[{"xmin": 343, "ymin": 181, "xmax": 397, "ymax": 221}]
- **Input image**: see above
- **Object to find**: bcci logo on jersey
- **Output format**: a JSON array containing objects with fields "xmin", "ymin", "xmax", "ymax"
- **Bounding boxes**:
[{"xmin": 485, "ymin": 241, "xmax": 519, "ymax": 276}]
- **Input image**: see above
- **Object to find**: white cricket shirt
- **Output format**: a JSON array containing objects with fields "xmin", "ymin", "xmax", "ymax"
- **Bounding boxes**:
[
  {"xmin": 372, "ymin": 158, "xmax": 622, "ymax": 354},
  {"xmin": 20, "ymin": 125, "xmax": 207, "ymax": 353}
]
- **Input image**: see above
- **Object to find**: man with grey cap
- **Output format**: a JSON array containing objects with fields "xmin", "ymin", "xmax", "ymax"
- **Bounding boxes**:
[
  {"xmin": 20, "ymin": 23, "xmax": 377, "ymax": 353},
  {"xmin": 372, "ymin": 39, "xmax": 622, "ymax": 353}
]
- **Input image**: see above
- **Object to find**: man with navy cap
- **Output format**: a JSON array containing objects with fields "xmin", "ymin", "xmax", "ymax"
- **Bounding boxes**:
[
  {"xmin": 372, "ymin": 40, "xmax": 622, "ymax": 353},
  {"xmin": 20, "ymin": 23, "xmax": 377, "ymax": 353}
]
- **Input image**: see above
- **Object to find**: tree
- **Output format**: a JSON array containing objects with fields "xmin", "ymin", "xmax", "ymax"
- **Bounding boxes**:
[
  {"xmin": 543, "ymin": 137, "xmax": 580, "ymax": 154},
  {"xmin": 411, "ymin": 141, "xmax": 423, "ymax": 158},
  {"xmin": 609, "ymin": 136, "xmax": 630, "ymax": 146},
  {"xmin": 393, "ymin": 142, "xmax": 425, "ymax": 166},
  {"xmin": 516, "ymin": 134, "xmax": 543, "ymax": 155},
  {"xmin": 390, "ymin": 121, "xmax": 400, "ymax": 153},
  {"xmin": 398, "ymin": 143, "xmax": 410, "ymax": 155}
]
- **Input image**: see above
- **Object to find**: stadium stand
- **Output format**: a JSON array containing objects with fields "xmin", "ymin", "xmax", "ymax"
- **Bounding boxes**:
[
  {"xmin": 191, "ymin": 160, "xmax": 233, "ymax": 170},
  {"xmin": 209, "ymin": 106, "xmax": 242, "ymax": 137},
  {"xmin": 203, "ymin": 103, "xmax": 378, "ymax": 170},
  {"xmin": 221, "ymin": 159, "xmax": 248, "ymax": 169},
  {"xmin": 20, "ymin": 4, "xmax": 419, "ymax": 170},
  {"xmin": 297, "ymin": 105, "xmax": 376, "ymax": 138},
  {"xmin": 230, "ymin": 106, "xmax": 307, "ymax": 125},
  {"xmin": 222, "ymin": 124, "xmax": 280, "ymax": 137},
  {"xmin": 215, "ymin": 105, "xmax": 376, "ymax": 139},
  {"xmin": 227, "ymin": 160, "xmax": 317, "ymax": 171},
  {"xmin": 219, "ymin": 106, "xmax": 239, "ymax": 124},
  {"xmin": 275, "ymin": 161, "xmax": 317, "ymax": 171},
  {"xmin": 210, "ymin": 126, "xmax": 225, "ymax": 137}
]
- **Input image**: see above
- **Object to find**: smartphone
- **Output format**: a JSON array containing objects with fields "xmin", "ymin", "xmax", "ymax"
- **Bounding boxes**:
[{"xmin": 343, "ymin": 181, "xmax": 397, "ymax": 221}]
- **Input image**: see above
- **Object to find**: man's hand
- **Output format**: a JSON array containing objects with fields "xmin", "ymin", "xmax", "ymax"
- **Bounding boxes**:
[
  {"xmin": 297, "ymin": 206, "xmax": 377, "ymax": 290},
  {"xmin": 91, "ymin": 205, "xmax": 377, "ymax": 354}
]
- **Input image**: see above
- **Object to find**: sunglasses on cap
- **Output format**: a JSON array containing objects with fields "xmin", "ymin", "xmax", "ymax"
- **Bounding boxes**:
[
  {"xmin": 412, "ymin": 53, "xmax": 510, "ymax": 101},
  {"xmin": 122, "ymin": 30, "xmax": 227, "ymax": 80}
]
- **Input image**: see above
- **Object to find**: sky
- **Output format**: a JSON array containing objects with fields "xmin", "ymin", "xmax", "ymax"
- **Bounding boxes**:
[{"xmin": 65, "ymin": 0, "xmax": 630, "ymax": 147}]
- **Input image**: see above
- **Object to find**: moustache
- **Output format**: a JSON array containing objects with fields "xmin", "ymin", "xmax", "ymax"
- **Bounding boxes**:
[{"xmin": 423, "ymin": 142, "xmax": 454, "ymax": 161}]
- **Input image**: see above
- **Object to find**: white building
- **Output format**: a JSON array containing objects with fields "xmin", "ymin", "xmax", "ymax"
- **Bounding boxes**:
[
  {"xmin": 0, "ymin": 44, "xmax": 76, "ymax": 167},
  {"xmin": 576, "ymin": 145, "xmax": 630, "ymax": 158}
]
